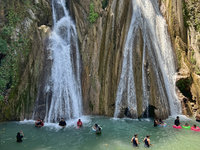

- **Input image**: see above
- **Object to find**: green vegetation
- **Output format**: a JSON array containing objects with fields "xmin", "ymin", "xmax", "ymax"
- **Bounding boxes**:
[
  {"xmin": 176, "ymin": 77, "xmax": 193, "ymax": 92},
  {"xmin": 183, "ymin": 0, "xmax": 200, "ymax": 32},
  {"xmin": 195, "ymin": 65, "xmax": 200, "ymax": 75},
  {"xmin": 88, "ymin": 3, "xmax": 98, "ymax": 23},
  {"xmin": 102, "ymin": 0, "xmax": 109, "ymax": 9},
  {"xmin": 190, "ymin": 51, "xmax": 197, "ymax": 65},
  {"xmin": 182, "ymin": 0, "xmax": 189, "ymax": 27},
  {"xmin": 89, "ymin": 101, "xmax": 93, "ymax": 111},
  {"xmin": 0, "ymin": 1, "xmax": 34, "ymax": 101}
]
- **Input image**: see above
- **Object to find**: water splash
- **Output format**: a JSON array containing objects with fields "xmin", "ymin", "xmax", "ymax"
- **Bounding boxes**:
[
  {"xmin": 45, "ymin": 0, "xmax": 82, "ymax": 123},
  {"xmin": 114, "ymin": 0, "xmax": 181, "ymax": 118}
]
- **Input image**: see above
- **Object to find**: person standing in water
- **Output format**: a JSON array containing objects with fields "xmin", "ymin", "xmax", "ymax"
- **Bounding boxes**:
[
  {"xmin": 59, "ymin": 118, "xmax": 67, "ymax": 127},
  {"xmin": 77, "ymin": 119, "xmax": 82, "ymax": 127},
  {"xmin": 143, "ymin": 135, "xmax": 153, "ymax": 148},
  {"xmin": 174, "ymin": 116, "xmax": 181, "ymax": 126},
  {"xmin": 131, "ymin": 134, "xmax": 140, "ymax": 147},
  {"xmin": 16, "ymin": 131, "xmax": 24, "ymax": 142},
  {"xmin": 154, "ymin": 118, "xmax": 159, "ymax": 127}
]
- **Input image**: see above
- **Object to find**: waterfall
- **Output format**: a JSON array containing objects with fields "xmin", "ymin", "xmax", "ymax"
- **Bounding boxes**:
[
  {"xmin": 44, "ymin": 0, "xmax": 82, "ymax": 123},
  {"xmin": 114, "ymin": 0, "xmax": 181, "ymax": 118}
]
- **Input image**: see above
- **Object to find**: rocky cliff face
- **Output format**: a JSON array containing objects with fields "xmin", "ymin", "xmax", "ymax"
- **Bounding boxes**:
[
  {"xmin": 1, "ymin": 0, "xmax": 200, "ymax": 121},
  {"xmin": 71, "ymin": 0, "xmax": 134, "ymax": 117},
  {"xmin": 72, "ymin": 0, "xmax": 179, "ymax": 119},
  {"xmin": 0, "ymin": 0, "xmax": 52, "ymax": 121},
  {"xmin": 159, "ymin": 0, "xmax": 200, "ymax": 116}
]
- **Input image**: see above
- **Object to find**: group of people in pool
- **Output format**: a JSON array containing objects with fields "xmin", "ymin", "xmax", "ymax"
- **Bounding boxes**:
[
  {"xmin": 34, "ymin": 117, "xmax": 83, "ymax": 128},
  {"xmin": 153, "ymin": 118, "xmax": 165, "ymax": 127},
  {"xmin": 174, "ymin": 116, "xmax": 199, "ymax": 129}
]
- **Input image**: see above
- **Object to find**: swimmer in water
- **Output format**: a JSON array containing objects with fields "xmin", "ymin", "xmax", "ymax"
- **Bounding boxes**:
[
  {"xmin": 131, "ymin": 134, "xmax": 140, "ymax": 147},
  {"xmin": 154, "ymin": 118, "xmax": 159, "ymax": 127},
  {"xmin": 77, "ymin": 119, "xmax": 82, "ymax": 127},
  {"xmin": 193, "ymin": 124, "xmax": 197, "ymax": 129},
  {"xmin": 92, "ymin": 124, "xmax": 98, "ymax": 130},
  {"xmin": 143, "ymin": 135, "xmax": 154, "ymax": 148}
]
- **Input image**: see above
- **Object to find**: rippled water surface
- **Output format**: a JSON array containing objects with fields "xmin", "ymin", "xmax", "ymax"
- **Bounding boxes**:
[{"xmin": 0, "ymin": 116, "xmax": 200, "ymax": 150}]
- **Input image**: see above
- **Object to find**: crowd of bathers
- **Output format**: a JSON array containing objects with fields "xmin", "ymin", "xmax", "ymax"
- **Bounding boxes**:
[
  {"xmin": 16, "ymin": 115, "xmax": 200, "ymax": 148},
  {"xmin": 130, "ymin": 115, "xmax": 200, "ymax": 148}
]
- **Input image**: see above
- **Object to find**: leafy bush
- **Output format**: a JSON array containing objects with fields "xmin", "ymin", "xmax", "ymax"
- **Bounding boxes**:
[
  {"xmin": 0, "ymin": 38, "xmax": 8, "ymax": 54},
  {"xmin": 88, "ymin": 3, "xmax": 98, "ymax": 23}
]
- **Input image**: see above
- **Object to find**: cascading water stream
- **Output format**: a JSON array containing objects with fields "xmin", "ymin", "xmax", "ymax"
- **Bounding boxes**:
[
  {"xmin": 114, "ymin": 0, "xmax": 181, "ymax": 118},
  {"xmin": 44, "ymin": 0, "xmax": 82, "ymax": 123}
]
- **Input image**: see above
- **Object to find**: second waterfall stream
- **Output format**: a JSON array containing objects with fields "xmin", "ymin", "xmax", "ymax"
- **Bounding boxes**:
[{"xmin": 114, "ymin": 0, "xmax": 181, "ymax": 118}]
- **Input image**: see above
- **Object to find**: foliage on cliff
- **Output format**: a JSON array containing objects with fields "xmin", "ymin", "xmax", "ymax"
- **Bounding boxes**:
[
  {"xmin": 0, "ymin": 0, "xmax": 51, "ymax": 121},
  {"xmin": 88, "ymin": 3, "xmax": 98, "ymax": 23}
]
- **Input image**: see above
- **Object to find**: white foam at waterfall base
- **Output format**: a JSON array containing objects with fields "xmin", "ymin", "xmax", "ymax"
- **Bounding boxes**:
[
  {"xmin": 114, "ymin": 0, "xmax": 181, "ymax": 118},
  {"xmin": 45, "ymin": 0, "xmax": 82, "ymax": 123}
]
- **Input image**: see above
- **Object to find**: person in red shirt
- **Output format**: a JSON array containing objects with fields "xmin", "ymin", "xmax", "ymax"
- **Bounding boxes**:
[{"xmin": 77, "ymin": 119, "xmax": 82, "ymax": 127}]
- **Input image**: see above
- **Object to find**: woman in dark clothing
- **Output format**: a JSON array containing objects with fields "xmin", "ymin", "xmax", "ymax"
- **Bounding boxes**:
[{"xmin": 16, "ymin": 131, "xmax": 24, "ymax": 142}]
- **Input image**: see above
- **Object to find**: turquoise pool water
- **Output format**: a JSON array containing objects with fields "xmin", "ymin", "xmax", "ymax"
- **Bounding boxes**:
[{"xmin": 0, "ymin": 115, "xmax": 200, "ymax": 150}]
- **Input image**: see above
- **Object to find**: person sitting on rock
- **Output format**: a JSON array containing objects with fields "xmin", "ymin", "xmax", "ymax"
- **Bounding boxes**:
[
  {"xmin": 77, "ymin": 119, "xmax": 82, "ymax": 127},
  {"xmin": 59, "ymin": 118, "xmax": 66, "ymax": 127}
]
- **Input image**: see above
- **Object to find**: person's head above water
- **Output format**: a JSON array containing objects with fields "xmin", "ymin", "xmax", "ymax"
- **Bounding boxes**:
[
  {"xmin": 134, "ymin": 134, "xmax": 138, "ymax": 137},
  {"xmin": 38, "ymin": 117, "xmax": 40, "ymax": 120},
  {"xmin": 61, "ymin": 118, "xmax": 64, "ymax": 121},
  {"xmin": 146, "ymin": 135, "xmax": 150, "ymax": 138},
  {"xmin": 176, "ymin": 116, "xmax": 179, "ymax": 120},
  {"xmin": 95, "ymin": 124, "xmax": 98, "ymax": 127},
  {"xmin": 78, "ymin": 119, "xmax": 81, "ymax": 122},
  {"xmin": 185, "ymin": 123, "xmax": 188, "ymax": 126},
  {"xmin": 194, "ymin": 124, "xmax": 196, "ymax": 128}
]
